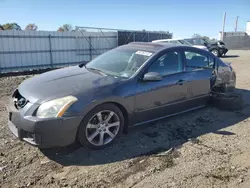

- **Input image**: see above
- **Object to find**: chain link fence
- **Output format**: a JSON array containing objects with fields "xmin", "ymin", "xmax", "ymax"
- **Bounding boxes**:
[{"xmin": 0, "ymin": 27, "xmax": 172, "ymax": 74}]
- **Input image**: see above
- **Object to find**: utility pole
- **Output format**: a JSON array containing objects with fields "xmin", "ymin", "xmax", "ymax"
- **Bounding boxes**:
[
  {"xmin": 221, "ymin": 12, "xmax": 226, "ymax": 41},
  {"xmin": 235, "ymin": 16, "xmax": 239, "ymax": 32}
]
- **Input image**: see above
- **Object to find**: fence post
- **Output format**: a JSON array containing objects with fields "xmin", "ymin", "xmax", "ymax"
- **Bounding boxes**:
[
  {"xmin": 48, "ymin": 34, "xmax": 53, "ymax": 68},
  {"xmin": 89, "ymin": 36, "xmax": 92, "ymax": 60}
]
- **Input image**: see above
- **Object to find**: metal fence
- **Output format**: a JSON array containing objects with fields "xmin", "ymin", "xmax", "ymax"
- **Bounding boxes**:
[
  {"xmin": 0, "ymin": 30, "xmax": 117, "ymax": 73},
  {"xmin": 0, "ymin": 27, "xmax": 172, "ymax": 73},
  {"xmin": 222, "ymin": 32, "xmax": 250, "ymax": 50},
  {"xmin": 117, "ymin": 31, "xmax": 172, "ymax": 45}
]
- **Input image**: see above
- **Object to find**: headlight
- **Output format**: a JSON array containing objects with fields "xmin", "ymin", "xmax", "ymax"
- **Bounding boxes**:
[{"xmin": 36, "ymin": 96, "xmax": 78, "ymax": 118}]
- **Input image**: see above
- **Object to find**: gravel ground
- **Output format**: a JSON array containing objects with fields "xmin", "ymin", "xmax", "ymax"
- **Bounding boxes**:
[{"xmin": 1, "ymin": 50, "xmax": 250, "ymax": 188}]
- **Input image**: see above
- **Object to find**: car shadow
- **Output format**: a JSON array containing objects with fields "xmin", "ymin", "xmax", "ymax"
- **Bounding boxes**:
[
  {"xmin": 221, "ymin": 55, "xmax": 239, "ymax": 58},
  {"xmin": 41, "ymin": 88, "xmax": 250, "ymax": 166}
]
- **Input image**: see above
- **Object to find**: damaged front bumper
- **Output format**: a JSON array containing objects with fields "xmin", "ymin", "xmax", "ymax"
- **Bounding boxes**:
[
  {"xmin": 220, "ymin": 47, "xmax": 228, "ymax": 55},
  {"xmin": 6, "ymin": 97, "xmax": 82, "ymax": 148}
]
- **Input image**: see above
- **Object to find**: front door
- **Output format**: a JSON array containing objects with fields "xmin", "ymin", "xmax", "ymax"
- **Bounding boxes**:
[{"xmin": 134, "ymin": 50, "xmax": 188, "ymax": 124}]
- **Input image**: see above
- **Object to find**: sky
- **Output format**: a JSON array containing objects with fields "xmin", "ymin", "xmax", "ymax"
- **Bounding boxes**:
[{"xmin": 0, "ymin": 0, "xmax": 249, "ymax": 38}]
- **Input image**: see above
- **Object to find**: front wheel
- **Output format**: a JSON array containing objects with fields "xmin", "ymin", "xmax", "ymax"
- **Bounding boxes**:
[
  {"xmin": 77, "ymin": 103, "xmax": 124, "ymax": 149},
  {"xmin": 211, "ymin": 49, "xmax": 220, "ymax": 57}
]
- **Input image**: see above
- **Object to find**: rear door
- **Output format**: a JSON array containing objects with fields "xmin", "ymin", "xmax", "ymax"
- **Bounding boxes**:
[{"xmin": 182, "ymin": 49, "xmax": 215, "ymax": 107}]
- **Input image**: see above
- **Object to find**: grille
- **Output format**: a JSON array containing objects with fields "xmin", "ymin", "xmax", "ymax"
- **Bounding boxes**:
[{"xmin": 12, "ymin": 89, "xmax": 28, "ymax": 109}]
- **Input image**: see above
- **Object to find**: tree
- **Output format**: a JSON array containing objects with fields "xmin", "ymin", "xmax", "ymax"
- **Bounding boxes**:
[
  {"xmin": 0, "ymin": 25, "xmax": 4, "ymax": 30},
  {"xmin": 192, "ymin": 33, "xmax": 202, "ymax": 38},
  {"xmin": 25, "ymin": 23, "xmax": 38, "ymax": 31},
  {"xmin": 2, "ymin": 23, "xmax": 21, "ymax": 30},
  {"xmin": 57, "ymin": 24, "xmax": 73, "ymax": 32}
]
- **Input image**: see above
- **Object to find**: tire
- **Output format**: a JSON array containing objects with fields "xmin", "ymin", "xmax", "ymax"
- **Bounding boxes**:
[
  {"xmin": 211, "ymin": 49, "xmax": 220, "ymax": 57},
  {"xmin": 77, "ymin": 103, "xmax": 124, "ymax": 149},
  {"xmin": 210, "ymin": 92, "xmax": 244, "ymax": 111},
  {"xmin": 224, "ymin": 85, "xmax": 235, "ymax": 92}
]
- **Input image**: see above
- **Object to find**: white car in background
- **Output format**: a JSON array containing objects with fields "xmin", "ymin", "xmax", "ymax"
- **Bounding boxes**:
[{"xmin": 152, "ymin": 38, "xmax": 209, "ymax": 51}]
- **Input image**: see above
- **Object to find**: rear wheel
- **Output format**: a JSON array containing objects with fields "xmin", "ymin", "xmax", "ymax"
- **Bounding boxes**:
[
  {"xmin": 77, "ymin": 103, "xmax": 124, "ymax": 149},
  {"xmin": 210, "ymin": 92, "xmax": 244, "ymax": 111},
  {"xmin": 211, "ymin": 49, "xmax": 220, "ymax": 57}
]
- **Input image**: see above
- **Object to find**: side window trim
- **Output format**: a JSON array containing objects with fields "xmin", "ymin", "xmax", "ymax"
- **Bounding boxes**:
[
  {"xmin": 208, "ymin": 55, "xmax": 216, "ymax": 69},
  {"xmin": 180, "ymin": 49, "xmax": 187, "ymax": 72}
]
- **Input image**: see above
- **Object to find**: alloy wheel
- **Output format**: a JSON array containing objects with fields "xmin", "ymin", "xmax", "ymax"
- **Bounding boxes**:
[
  {"xmin": 211, "ymin": 50, "xmax": 219, "ymax": 56},
  {"xmin": 85, "ymin": 110, "xmax": 120, "ymax": 146}
]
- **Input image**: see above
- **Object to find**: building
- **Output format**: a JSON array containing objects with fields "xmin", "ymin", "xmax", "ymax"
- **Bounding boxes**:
[
  {"xmin": 218, "ymin": 21, "xmax": 250, "ymax": 49},
  {"xmin": 246, "ymin": 21, "xmax": 250, "ymax": 35}
]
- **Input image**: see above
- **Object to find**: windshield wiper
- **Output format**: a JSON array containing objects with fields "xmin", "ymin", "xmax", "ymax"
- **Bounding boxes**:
[{"xmin": 86, "ymin": 67, "xmax": 107, "ymax": 76}]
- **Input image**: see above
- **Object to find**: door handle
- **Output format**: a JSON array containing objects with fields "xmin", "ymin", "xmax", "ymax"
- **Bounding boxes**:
[{"xmin": 176, "ymin": 79, "xmax": 186, "ymax": 85}]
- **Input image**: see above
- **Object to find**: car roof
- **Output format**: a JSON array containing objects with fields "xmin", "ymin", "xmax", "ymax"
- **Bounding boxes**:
[
  {"xmin": 152, "ymin": 38, "xmax": 184, "ymax": 42},
  {"xmin": 123, "ymin": 42, "xmax": 187, "ymax": 53},
  {"xmin": 185, "ymin": 37, "xmax": 204, "ymax": 40},
  {"xmin": 119, "ymin": 42, "xmax": 213, "ymax": 57}
]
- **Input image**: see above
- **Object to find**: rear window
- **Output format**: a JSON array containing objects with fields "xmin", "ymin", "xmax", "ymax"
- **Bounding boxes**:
[{"xmin": 184, "ymin": 51, "xmax": 215, "ymax": 71}]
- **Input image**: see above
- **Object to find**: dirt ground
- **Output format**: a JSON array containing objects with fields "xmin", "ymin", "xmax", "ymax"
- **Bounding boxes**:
[{"xmin": 1, "ymin": 50, "xmax": 250, "ymax": 188}]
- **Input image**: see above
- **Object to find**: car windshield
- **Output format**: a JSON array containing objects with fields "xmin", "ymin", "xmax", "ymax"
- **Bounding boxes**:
[
  {"xmin": 179, "ymin": 40, "xmax": 192, "ymax": 45},
  {"xmin": 86, "ymin": 47, "xmax": 154, "ymax": 78},
  {"xmin": 203, "ymin": 38, "xmax": 212, "ymax": 44}
]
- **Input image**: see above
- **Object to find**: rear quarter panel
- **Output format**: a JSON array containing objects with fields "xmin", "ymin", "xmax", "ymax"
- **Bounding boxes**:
[{"xmin": 215, "ymin": 59, "xmax": 235, "ymax": 86}]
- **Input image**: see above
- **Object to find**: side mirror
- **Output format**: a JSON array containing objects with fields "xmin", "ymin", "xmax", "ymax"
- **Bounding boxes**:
[
  {"xmin": 203, "ymin": 42, "xmax": 208, "ymax": 46},
  {"xmin": 143, "ymin": 72, "xmax": 162, "ymax": 81}
]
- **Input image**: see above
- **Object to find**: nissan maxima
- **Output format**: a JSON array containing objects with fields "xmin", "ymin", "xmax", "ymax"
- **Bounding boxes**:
[{"xmin": 7, "ymin": 42, "xmax": 236, "ymax": 149}]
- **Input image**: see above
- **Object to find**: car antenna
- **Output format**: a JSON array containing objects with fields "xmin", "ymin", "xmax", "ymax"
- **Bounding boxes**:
[{"xmin": 79, "ymin": 62, "xmax": 87, "ymax": 68}]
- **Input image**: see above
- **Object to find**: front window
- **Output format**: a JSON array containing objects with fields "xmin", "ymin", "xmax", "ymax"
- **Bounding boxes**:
[
  {"xmin": 147, "ymin": 51, "xmax": 183, "ymax": 76},
  {"xmin": 193, "ymin": 39, "xmax": 203, "ymax": 45},
  {"xmin": 185, "ymin": 39, "xmax": 194, "ymax": 44},
  {"xmin": 179, "ymin": 40, "xmax": 192, "ymax": 45},
  {"xmin": 203, "ymin": 38, "xmax": 212, "ymax": 44},
  {"xmin": 86, "ymin": 47, "xmax": 154, "ymax": 78}
]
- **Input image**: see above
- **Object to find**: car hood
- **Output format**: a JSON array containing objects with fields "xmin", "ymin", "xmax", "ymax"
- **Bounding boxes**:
[
  {"xmin": 208, "ymin": 40, "xmax": 225, "ymax": 46},
  {"xmin": 209, "ymin": 41, "xmax": 218, "ymax": 45},
  {"xmin": 18, "ymin": 66, "xmax": 120, "ymax": 104}
]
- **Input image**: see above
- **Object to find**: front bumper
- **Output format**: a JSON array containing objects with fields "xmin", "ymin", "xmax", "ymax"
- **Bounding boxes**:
[
  {"xmin": 7, "ymin": 99, "xmax": 82, "ymax": 148},
  {"xmin": 219, "ymin": 47, "xmax": 228, "ymax": 55}
]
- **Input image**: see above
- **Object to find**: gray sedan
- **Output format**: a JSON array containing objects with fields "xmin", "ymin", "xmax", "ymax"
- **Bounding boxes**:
[{"xmin": 7, "ymin": 42, "xmax": 236, "ymax": 149}]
